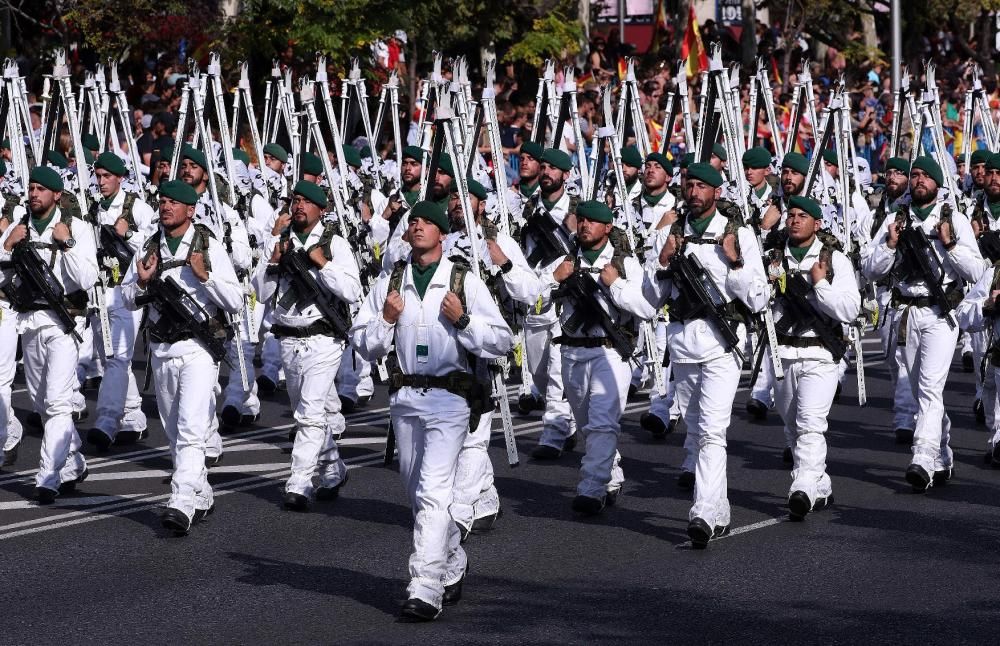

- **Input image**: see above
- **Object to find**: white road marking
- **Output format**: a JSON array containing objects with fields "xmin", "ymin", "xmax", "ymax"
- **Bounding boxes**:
[{"xmin": 676, "ymin": 516, "xmax": 786, "ymax": 548}]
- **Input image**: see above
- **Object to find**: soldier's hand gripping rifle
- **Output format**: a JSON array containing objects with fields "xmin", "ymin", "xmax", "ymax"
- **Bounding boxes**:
[
  {"xmin": 776, "ymin": 272, "xmax": 849, "ymax": 362},
  {"xmin": 268, "ymin": 247, "xmax": 352, "ymax": 339},
  {"xmin": 134, "ymin": 275, "xmax": 231, "ymax": 365},
  {"xmin": 657, "ymin": 253, "xmax": 745, "ymax": 363},
  {"xmin": 1, "ymin": 242, "xmax": 83, "ymax": 342},
  {"xmin": 552, "ymin": 268, "xmax": 637, "ymax": 363},
  {"xmin": 894, "ymin": 225, "xmax": 958, "ymax": 328}
]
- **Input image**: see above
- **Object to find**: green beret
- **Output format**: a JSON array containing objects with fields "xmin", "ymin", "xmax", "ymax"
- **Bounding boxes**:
[
  {"xmin": 787, "ymin": 195, "xmax": 822, "ymax": 220},
  {"xmin": 46, "ymin": 150, "xmax": 69, "ymax": 169},
  {"xmin": 342, "ymin": 145, "xmax": 362, "ymax": 169},
  {"xmin": 742, "ymin": 146, "xmax": 771, "ymax": 169},
  {"xmin": 685, "ymin": 162, "xmax": 723, "ymax": 188},
  {"xmin": 94, "ymin": 152, "xmax": 128, "ymax": 176},
  {"xmin": 159, "ymin": 141, "xmax": 175, "ymax": 163},
  {"xmin": 521, "ymin": 141, "xmax": 544, "ymax": 161},
  {"xmin": 293, "ymin": 180, "xmax": 328, "ymax": 208},
  {"xmin": 911, "ymin": 155, "xmax": 943, "ymax": 187},
  {"xmin": 576, "ymin": 200, "xmax": 614, "ymax": 224},
  {"xmin": 232, "ymin": 148, "xmax": 250, "ymax": 165},
  {"xmin": 0, "ymin": 138, "xmax": 9, "ymax": 149},
  {"xmin": 158, "ymin": 179, "xmax": 198, "ymax": 205},
  {"xmin": 82, "ymin": 133, "xmax": 100, "ymax": 150},
  {"xmin": 402, "ymin": 145, "xmax": 424, "ymax": 162},
  {"xmin": 781, "ymin": 152, "xmax": 809, "ymax": 175},
  {"xmin": 360, "ymin": 145, "xmax": 372, "ymax": 159},
  {"xmin": 821, "ymin": 148, "xmax": 838, "ymax": 166},
  {"xmin": 436, "ymin": 153, "xmax": 454, "ymax": 177},
  {"xmin": 83, "ymin": 149, "xmax": 95, "ymax": 165},
  {"xmin": 885, "ymin": 157, "xmax": 909, "ymax": 174},
  {"xmin": 681, "ymin": 152, "xmax": 695, "ymax": 169},
  {"xmin": 263, "ymin": 143, "xmax": 288, "ymax": 161},
  {"xmin": 451, "ymin": 177, "xmax": 487, "ymax": 201},
  {"xmin": 408, "ymin": 200, "xmax": 450, "ymax": 233},
  {"xmin": 0, "ymin": 159, "xmax": 6, "ymax": 176},
  {"xmin": 621, "ymin": 146, "xmax": 643, "ymax": 168},
  {"xmin": 301, "ymin": 152, "xmax": 323, "ymax": 176},
  {"xmin": 541, "ymin": 148, "xmax": 572, "ymax": 172},
  {"xmin": 987, "ymin": 153, "xmax": 1000, "ymax": 172},
  {"xmin": 645, "ymin": 152, "xmax": 673, "ymax": 174},
  {"xmin": 711, "ymin": 143, "xmax": 727, "ymax": 161},
  {"xmin": 971, "ymin": 149, "xmax": 992, "ymax": 166},
  {"xmin": 181, "ymin": 145, "xmax": 208, "ymax": 172},
  {"xmin": 29, "ymin": 165, "xmax": 63, "ymax": 192}
]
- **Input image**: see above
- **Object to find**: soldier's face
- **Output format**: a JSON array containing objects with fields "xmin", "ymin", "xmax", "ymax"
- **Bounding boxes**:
[
  {"xmin": 538, "ymin": 162, "xmax": 566, "ymax": 193},
  {"xmin": 27, "ymin": 182, "xmax": 58, "ymax": 216},
  {"xmin": 823, "ymin": 160, "xmax": 838, "ymax": 180},
  {"xmin": 785, "ymin": 209, "xmax": 820, "ymax": 246},
  {"xmin": 744, "ymin": 166, "xmax": 767, "ymax": 187},
  {"xmin": 642, "ymin": 161, "xmax": 668, "ymax": 191},
  {"xmin": 972, "ymin": 162, "xmax": 987, "ymax": 188},
  {"xmin": 158, "ymin": 196, "xmax": 194, "ymax": 229},
  {"xmin": 447, "ymin": 193, "xmax": 482, "ymax": 230},
  {"xmin": 263, "ymin": 153, "xmax": 285, "ymax": 174},
  {"xmin": 291, "ymin": 195, "xmax": 322, "ymax": 230},
  {"xmin": 909, "ymin": 169, "xmax": 938, "ymax": 205},
  {"xmin": 157, "ymin": 160, "xmax": 171, "ymax": 178},
  {"xmin": 180, "ymin": 159, "xmax": 206, "ymax": 188},
  {"xmin": 884, "ymin": 168, "xmax": 908, "ymax": 197},
  {"xmin": 622, "ymin": 164, "xmax": 639, "ymax": 185},
  {"xmin": 520, "ymin": 154, "xmax": 541, "ymax": 181},
  {"xmin": 303, "ymin": 172, "xmax": 320, "ymax": 183},
  {"xmin": 95, "ymin": 168, "xmax": 122, "ymax": 199},
  {"xmin": 780, "ymin": 168, "xmax": 805, "ymax": 196},
  {"xmin": 709, "ymin": 155, "xmax": 724, "ymax": 172},
  {"xmin": 432, "ymin": 170, "xmax": 452, "ymax": 201},
  {"xmin": 684, "ymin": 178, "xmax": 721, "ymax": 216},
  {"xmin": 406, "ymin": 216, "xmax": 445, "ymax": 251},
  {"xmin": 985, "ymin": 168, "xmax": 1000, "ymax": 199},
  {"xmin": 576, "ymin": 216, "xmax": 611, "ymax": 248},
  {"xmin": 401, "ymin": 158, "xmax": 421, "ymax": 186}
]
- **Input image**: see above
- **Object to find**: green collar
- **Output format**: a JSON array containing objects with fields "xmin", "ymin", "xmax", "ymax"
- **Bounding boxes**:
[
  {"xmin": 165, "ymin": 233, "xmax": 185, "ymax": 256},
  {"xmin": 688, "ymin": 209, "xmax": 717, "ymax": 237},
  {"xmin": 754, "ymin": 184, "xmax": 769, "ymax": 199},
  {"xmin": 626, "ymin": 179, "xmax": 639, "ymax": 194},
  {"xmin": 788, "ymin": 239, "xmax": 814, "ymax": 263},
  {"xmin": 402, "ymin": 189, "xmax": 420, "ymax": 207},
  {"xmin": 581, "ymin": 241, "xmax": 608, "ymax": 266},
  {"xmin": 31, "ymin": 212, "xmax": 55, "ymax": 235},
  {"xmin": 99, "ymin": 191, "xmax": 119, "ymax": 210},
  {"xmin": 642, "ymin": 190, "xmax": 667, "ymax": 206},
  {"xmin": 911, "ymin": 202, "xmax": 936, "ymax": 221},
  {"xmin": 411, "ymin": 261, "xmax": 439, "ymax": 300},
  {"xmin": 987, "ymin": 199, "xmax": 1000, "ymax": 221},
  {"xmin": 519, "ymin": 181, "xmax": 539, "ymax": 198}
]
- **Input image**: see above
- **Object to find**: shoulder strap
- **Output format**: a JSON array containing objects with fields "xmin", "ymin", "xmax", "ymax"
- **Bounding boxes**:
[
  {"xmin": 120, "ymin": 192, "xmax": 138, "ymax": 231},
  {"xmin": 567, "ymin": 194, "xmax": 580, "ymax": 216},
  {"xmin": 449, "ymin": 262, "xmax": 469, "ymax": 312},
  {"xmin": 1, "ymin": 194, "xmax": 19, "ymax": 222},
  {"xmin": 306, "ymin": 221, "xmax": 337, "ymax": 261},
  {"xmin": 388, "ymin": 259, "xmax": 407, "ymax": 294}
]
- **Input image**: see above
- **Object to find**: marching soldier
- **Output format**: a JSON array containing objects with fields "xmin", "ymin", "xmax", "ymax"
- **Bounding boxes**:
[
  {"xmin": 0, "ymin": 166, "xmax": 98, "ymax": 502},
  {"xmin": 506, "ymin": 141, "xmax": 544, "ymax": 227},
  {"xmin": 350, "ymin": 200, "xmax": 513, "ymax": 621},
  {"xmin": 619, "ymin": 145, "xmax": 644, "ymax": 204},
  {"xmin": 862, "ymin": 156, "xmax": 985, "ymax": 492},
  {"xmin": 544, "ymin": 200, "xmax": 655, "ymax": 514},
  {"xmin": 0, "ymin": 159, "xmax": 24, "ymax": 465},
  {"xmin": 443, "ymin": 177, "xmax": 542, "ymax": 538},
  {"xmin": 86, "ymin": 152, "xmax": 158, "ymax": 450},
  {"xmin": 644, "ymin": 163, "xmax": 769, "ymax": 547},
  {"xmin": 121, "ymin": 180, "xmax": 244, "ymax": 533},
  {"xmin": 765, "ymin": 196, "xmax": 860, "ymax": 518},
  {"xmin": 258, "ymin": 180, "xmax": 361, "ymax": 510}
]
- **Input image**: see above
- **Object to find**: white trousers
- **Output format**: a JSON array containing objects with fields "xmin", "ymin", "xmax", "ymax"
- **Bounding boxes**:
[
  {"xmin": 648, "ymin": 320, "xmax": 680, "ymax": 423},
  {"xmin": 0, "ymin": 305, "xmax": 22, "ymax": 454},
  {"xmin": 93, "ymin": 304, "xmax": 145, "ymax": 439},
  {"xmin": 152, "ymin": 348, "xmax": 219, "ymax": 519},
  {"xmin": 900, "ymin": 306, "xmax": 956, "ymax": 474},
  {"xmin": 674, "ymin": 352, "xmax": 742, "ymax": 528},
  {"xmin": 881, "ymin": 310, "xmax": 917, "ymax": 431},
  {"xmin": 23, "ymin": 325, "xmax": 86, "ymax": 491},
  {"xmin": 260, "ymin": 330, "xmax": 284, "ymax": 383},
  {"xmin": 336, "ymin": 346, "xmax": 375, "ymax": 402},
  {"xmin": 393, "ymin": 406, "xmax": 469, "ymax": 610},
  {"xmin": 282, "ymin": 335, "xmax": 347, "ymax": 497},
  {"xmin": 525, "ymin": 320, "xmax": 572, "ymax": 448},
  {"xmin": 562, "ymin": 346, "xmax": 630, "ymax": 499},
  {"xmin": 223, "ymin": 335, "xmax": 260, "ymax": 416},
  {"xmin": 774, "ymin": 357, "xmax": 839, "ymax": 502},
  {"xmin": 451, "ymin": 409, "xmax": 499, "ymax": 531}
]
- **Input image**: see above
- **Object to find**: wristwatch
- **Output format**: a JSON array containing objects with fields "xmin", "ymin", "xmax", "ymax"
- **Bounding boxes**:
[
  {"xmin": 454, "ymin": 312, "xmax": 471, "ymax": 330},
  {"xmin": 500, "ymin": 259, "xmax": 514, "ymax": 274},
  {"xmin": 728, "ymin": 256, "xmax": 744, "ymax": 270}
]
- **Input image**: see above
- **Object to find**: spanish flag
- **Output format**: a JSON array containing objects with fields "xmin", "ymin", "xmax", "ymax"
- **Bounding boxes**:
[
  {"xmin": 681, "ymin": 5, "xmax": 708, "ymax": 79},
  {"xmin": 618, "ymin": 57, "xmax": 628, "ymax": 81},
  {"xmin": 650, "ymin": 0, "xmax": 669, "ymax": 52}
]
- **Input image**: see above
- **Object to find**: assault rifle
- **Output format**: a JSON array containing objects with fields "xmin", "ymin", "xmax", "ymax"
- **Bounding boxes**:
[
  {"xmin": 1, "ymin": 242, "xmax": 83, "ymax": 342},
  {"xmin": 657, "ymin": 253, "xmax": 745, "ymax": 362},
  {"xmin": 776, "ymin": 272, "xmax": 849, "ymax": 362},
  {"xmin": 522, "ymin": 214, "xmax": 570, "ymax": 267},
  {"xmin": 894, "ymin": 226, "xmax": 957, "ymax": 328},
  {"xmin": 273, "ymin": 247, "xmax": 352, "ymax": 339},
  {"xmin": 552, "ymin": 269, "xmax": 636, "ymax": 361},
  {"xmin": 134, "ymin": 275, "xmax": 230, "ymax": 364}
]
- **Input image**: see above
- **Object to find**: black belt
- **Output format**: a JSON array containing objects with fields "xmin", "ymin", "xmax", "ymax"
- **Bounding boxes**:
[
  {"xmin": 553, "ymin": 335, "xmax": 613, "ymax": 348},
  {"xmin": 777, "ymin": 333, "xmax": 829, "ymax": 349},
  {"xmin": 271, "ymin": 321, "xmax": 338, "ymax": 338},
  {"xmin": 892, "ymin": 294, "xmax": 936, "ymax": 308},
  {"xmin": 388, "ymin": 370, "xmax": 476, "ymax": 393}
]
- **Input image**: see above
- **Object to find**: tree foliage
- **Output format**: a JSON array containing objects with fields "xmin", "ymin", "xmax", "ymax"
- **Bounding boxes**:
[{"xmin": 503, "ymin": 12, "xmax": 583, "ymax": 67}]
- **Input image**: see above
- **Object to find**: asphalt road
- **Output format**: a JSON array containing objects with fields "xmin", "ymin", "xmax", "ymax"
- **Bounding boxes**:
[{"xmin": 1, "ymin": 335, "xmax": 998, "ymax": 645}]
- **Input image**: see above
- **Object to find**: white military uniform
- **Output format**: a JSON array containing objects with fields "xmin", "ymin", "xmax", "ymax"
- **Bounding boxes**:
[
  {"xmin": 643, "ymin": 207, "xmax": 769, "ymax": 531},
  {"xmin": 0, "ymin": 198, "xmax": 25, "ymax": 462},
  {"xmin": 0, "ymin": 205, "xmax": 99, "ymax": 494},
  {"xmin": 257, "ymin": 222, "xmax": 362, "ymax": 500},
  {"xmin": 956, "ymin": 261, "xmax": 1000, "ymax": 463},
  {"xmin": 863, "ymin": 200, "xmax": 985, "ymax": 483},
  {"xmin": 540, "ymin": 238, "xmax": 654, "ymax": 500},
  {"xmin": 771, "ymin": 238, "xmax": 860, "ymax": 508},
  {"xmin": 121, "ymin": 223, "xmax": 243, "ymax": 521},
  {"xmin": 350, "ymin": 255, "xmax": 513, "ymax": 612},
  {"xmin": 90, "ymin": 190, "xmax": 157, "ymax": 443}
]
